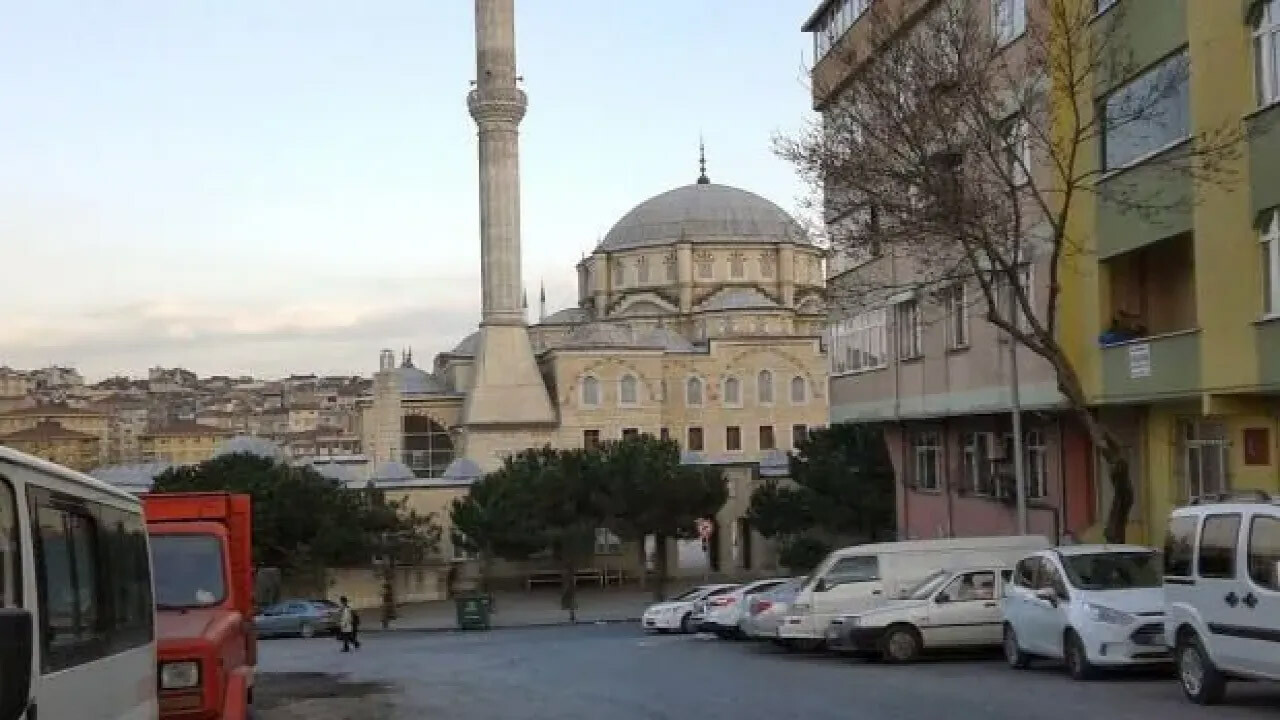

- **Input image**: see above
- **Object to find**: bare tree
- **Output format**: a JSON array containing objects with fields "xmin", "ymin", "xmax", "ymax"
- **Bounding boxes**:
[{"xmin": 779, "ymin": 0, "xmax": 1243, "ymax": 542}]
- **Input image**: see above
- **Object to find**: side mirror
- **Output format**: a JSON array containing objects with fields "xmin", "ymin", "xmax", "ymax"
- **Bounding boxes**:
[
  {"xmin": 1034, "ymin": 588, "xmax": 1059, "ymax": 607},
  {"xmin": 0, "ymin": 608, "xmax": 34, "ymax": 720},
  {"xmin": 935, "ymin": 593, "xmax": 951, "ymax": 605}
]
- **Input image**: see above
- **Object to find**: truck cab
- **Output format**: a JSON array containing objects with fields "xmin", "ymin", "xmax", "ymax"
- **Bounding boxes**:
[{"xmin": 144, "ymin": 493, "xmax": 256, "ymax": 720}]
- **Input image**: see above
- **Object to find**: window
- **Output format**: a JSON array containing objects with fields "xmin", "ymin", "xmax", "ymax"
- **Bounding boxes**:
[
  {"xmin": 637, "ymin": 256, "xmax": 650, "ymax": 283},
  {"xmin": 757, "ymin": 370, "xmax": 774, "ymax": 404},
  {"xmin": 687, "ymin": 427, "xmax": 705, "ymax": 452},
  {"xmin": 811, "ymin": 0, "xmax": 872, "ymax": 61},
  {"xmin": 0, "ymin": 478, "xmax": 18, "ymax": 608},
  {"xmin": 729, "ymin": 253, "xmax": 745, "ymax": 279},
  {"xmin": 1198, "ymin": 514, "xmax": 1242, "ymax": 579},
  {"xmin": 685, "ymin": 377, "xmax": 704, "ymax": 407},
  {"xmin": 993, "ymin": 0, "xmax": 1027, "ymax": 46},
  {"xmin": 939, "ymin": 571, "xmax": 997, "ymax": 602},
  {"xmin": 789, "ymin": 376, "xmax": 807, "ymax": 405},
  {"xmin": 941, "ymin": 284, "xmax": 969, "ymax": 349},
  {"xmin": 594, "ymin": 528, "xmax": 622, "ymax": 555},
  {"xmin": 696, "ymin": 253, "xmax": 714, "ymax": 280},
  {"xmin": 34, "ymin": 504, "xmax": 104, "ymax": 671},
  {"xmin": 759, "ymin": 425, "xmax": 776, "ymax": 450},
  {"xmin": 150, "ymin": 534, "xmax": 226, "ymax": 609},
  {"xmin": 1164, "ymin": 515, "xmax": 1198, "ymax": 577},
  {"xmin": 583, "ymin": 429, "xmax": 600, "ymax": 449},
  {"xmin": 1181, "ymin": 421, "xmax": 1229, "ymax": 502},
  {"xmin": 895, "ymin": 299, "xmax": 922, "ymax": 359},
  {"xmin": 791, "ymin": 424, "xmax": 809, "ymax": 448},
  {"xmin": 664, "ymin": 254, "xmax": 677, "ymax": 281},
  {"xmin": 1013, "ymin": 557, "xmax": 1041, "ymax": 588},
  {"xmin": 1262, "ymin": 209, "xmax": 1279, "ymax": 317},
  {"xmin": 581, "ymin": 376, "xmax": 600, "ymax": 407},
  {"xmin": 1255, "ymin": 0, "xmax": 1280, "ymax": 106},
  {"xmin": 402, "ymin": 415, "xmax": 455, "ymax": 478},
  {"xmin": 726, "ymin": 426, "xmax": 742, "ymax": 452},
  {"xmin": 1025, "ymin": 430, "xmax": 1048, "ymax": 499},
  {"xmin": 104, "ymin": 508, "xmax": 155, "ymax": 652},
  {"xmin": 613, "ymin": 259, "xmax": 627, "ymax": 286},
  {"xmin": 910, "ymin": 431, "xmax": 941, "ymax": 491},
  {"xmin": 659, "ymin": 427, "xmax": 670, "ymax": 442},
  {"xmin": 829, "ymin": 309, "xmax": 888, "ymax": 374},
  {"xmin": 963, "ymin": 432, "xmax": 994, "ymax": 496},
  {"xmin": 1000, "ymin": 115, "xmax": 1031, "ymax": 185},
  {"xmin": 996, "ymin": 263, "xmax": 1034, "ymax": 331},
  {"xmin": 1036, "ymin": 559, "xmax": 1070, "ymax": 598},
  {"xmin": 1102, "ymin": 50, "xmax": 1191, "ymax": 170},
  {"xmin": 619, "ymin": 374, "xmax": 638, "ymax": 406},
  {"xmin": 1247, "ymin": 515, "xmax": 1280, "ymax": 591},
  {"xmin": 760, "ymin": 252, "xmax": 776, "ymax": 279},
  {"xmin": 723, "ymin": 376, "xmax": 741, "ymax": 406},
  {"xmin": 825, "ymin": 555, "xmax": 880, "ymax": 588},
  {"xmin": 622, "ymin": 428, "xmax": 639, "ymax": 439}
]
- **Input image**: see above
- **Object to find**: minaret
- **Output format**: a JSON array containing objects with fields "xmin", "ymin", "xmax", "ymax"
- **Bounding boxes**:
[{"xmin": 462, "ymin": 0, "xmax": 556, "ymax": 434}]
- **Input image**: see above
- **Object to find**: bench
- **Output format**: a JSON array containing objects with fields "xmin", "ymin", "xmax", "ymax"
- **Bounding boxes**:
[{"xmin": 525, "ymin": 568, "xmax": 607, "ymax": 590}]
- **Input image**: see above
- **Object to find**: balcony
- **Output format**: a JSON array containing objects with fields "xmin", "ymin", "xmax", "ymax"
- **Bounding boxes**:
[{"xmin": 1098, "ymin": 234, "xmax": 1201, "ymax": 401}]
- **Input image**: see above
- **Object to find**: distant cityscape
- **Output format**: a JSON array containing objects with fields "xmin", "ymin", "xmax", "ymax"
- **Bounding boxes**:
[{"xmin": 0, "ymin": 364, "xmax": 371, "ymax": 474}]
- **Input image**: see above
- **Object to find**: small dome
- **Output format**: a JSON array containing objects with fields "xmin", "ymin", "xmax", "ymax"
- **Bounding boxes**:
[
  {"xmin": 309, "ymin": 461, "xmax": 360, "ymax": 485},
  {"xmin": 215, "ymin": 435, "xmax": 288, "ymax": 462},
  {"xmin": 398, "ymin": 365, "xmax": 447, "ymax": 395},
  {"xmin": 597, "ymin": 183, "xmax": 807, "ymax": 253},
  {"xmin": 443, "ymin": 458, "xmax": 484, "ymax": 483},
  {"xmin": 696, "ymin": 287, "xmax": 782, "ymax": 312},
  {"xmin": 371, "ymin": 461, "xmax": 416, "ymax": 482},
  {"xmin": 91, "ymin": 462, "xmax": 174, "ymax": 491},
  {"xmin": 449, "ymin": 331, "xmax": 480, "ymax": 357}
]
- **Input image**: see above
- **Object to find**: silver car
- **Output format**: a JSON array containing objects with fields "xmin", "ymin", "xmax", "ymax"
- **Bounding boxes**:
[
  {"xmin": 253, "ymin": 599, "xmax": 339, "ymax": 639},
  {"xmin": 742, "ymin": 576, "xmax": 807, "ymax": 640}
]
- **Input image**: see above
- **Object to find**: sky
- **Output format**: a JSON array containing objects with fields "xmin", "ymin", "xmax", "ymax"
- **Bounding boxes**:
[{"xmin": 0, "ymin": 0, "xmax": 820, "ymax": 381}]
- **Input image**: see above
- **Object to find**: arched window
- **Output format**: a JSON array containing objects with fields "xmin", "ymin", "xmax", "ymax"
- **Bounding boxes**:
[
  {"xmin": 790, "ymin": 376, "xmax": 807, "ymax": 404},
  {"xmin": 581, "ymin": 376, "xmax": 601, "ymax": 407},
  {"xmin": 686, "ymin": 376, "xmax": 704, "ymax": 407},
  {"xmin": 619, "ymin": 374, "xmax": 639, "ymax": 406},
  {"xmin": 757, "ymin": 370, "xmax": 774, "ymax": 404},
  {"xmin": 723, "ymin": 376, "xmax": 741, "ymax": 406},
  {"xmin": 402, "ymin": 416, "xmax": 454, "ymax": 478}
]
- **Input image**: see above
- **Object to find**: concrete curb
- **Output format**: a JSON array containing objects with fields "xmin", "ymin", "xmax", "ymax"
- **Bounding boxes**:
[{"xmin": 361, "ymin": 616, "xmax": 643, "ymax": 635}]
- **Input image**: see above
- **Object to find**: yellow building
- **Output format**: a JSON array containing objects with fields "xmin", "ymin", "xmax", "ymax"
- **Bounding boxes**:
[
  {"xmin": 1063, "ymin": 0, "xmax": 1280, "ymax": 542},
  {"xmin": 0, "ymin": 403, "xmax": 109, "ymax": 465},
  {"xmin": 1, "ymin": 420, "xmax": 102, "ymax": 471},
  {"xmin": 141, "ymin": 421, "xmax": 233, "ymax": 465}
]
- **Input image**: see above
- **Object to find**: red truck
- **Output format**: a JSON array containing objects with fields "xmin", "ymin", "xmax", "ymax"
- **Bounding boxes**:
[{"xmin": 144, "ymin": 492, "xmax": 256, "ymax": 720}]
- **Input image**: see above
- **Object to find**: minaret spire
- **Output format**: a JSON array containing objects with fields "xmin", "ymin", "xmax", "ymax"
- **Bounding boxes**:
[
  {"xmin": 539, "ymin": 280, "xmax": 547, "ymax": 321},
  {"xmin": 697, "ymin": 136, "xmax": 710, "ymax": 185}
]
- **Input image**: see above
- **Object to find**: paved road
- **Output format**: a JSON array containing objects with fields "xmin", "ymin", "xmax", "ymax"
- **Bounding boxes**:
[{"xmin": 256, "ymin": 625, "xmax": 1279, "ymax": 720}]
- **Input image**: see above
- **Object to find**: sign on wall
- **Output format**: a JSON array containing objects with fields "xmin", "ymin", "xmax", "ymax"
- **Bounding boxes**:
[
  {"xmin": 1128, "ymin": 343, "xmax": 1151, "ymax": 379},
  {"xmin": 1243, "ymin": 427, "xmax": 1271, "ymax": 466}
]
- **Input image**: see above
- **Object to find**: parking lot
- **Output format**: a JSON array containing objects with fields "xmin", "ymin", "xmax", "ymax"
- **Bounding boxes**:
[{"xmin": 255, "ymin": 625, "xmax": 1280, "ymax": 719}]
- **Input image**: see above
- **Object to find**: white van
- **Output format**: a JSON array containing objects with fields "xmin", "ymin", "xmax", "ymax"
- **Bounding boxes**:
[
  {"xmin": 779, "ymin": 535, "xmax": 1051, "ymax": 646},
  {"xmin": 0, "ymin": 447, "xmax": 158, "ymax": 720}
]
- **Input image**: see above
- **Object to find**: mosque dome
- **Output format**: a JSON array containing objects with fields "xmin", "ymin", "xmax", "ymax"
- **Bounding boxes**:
[
  {"xmin": 397, "ymin": 365, "xmax": 448, "ymax": 395},
  {"xmin": 595, "ymin": 182, "xmax": 807, "ymax": 253},
  {"xmin": 370, "ymin": 461, "xmax": 416, "ymax": 482}
]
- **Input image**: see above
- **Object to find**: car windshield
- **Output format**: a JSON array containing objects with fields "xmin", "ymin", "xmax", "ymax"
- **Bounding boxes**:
[
  {"xmin": 902, "ymin": 570, "xmax": 950, "ymax": 600},
  {"xmin": 671, "ymin": 587, "xmax": 704, "ymax": 601},
  {"xmin": 1061, "ymin": 551, "xmax": 1161, "ymax": 590},
  {"xmin": 150, "ymin": 533, "xmax": 227, "ymax": 609}
]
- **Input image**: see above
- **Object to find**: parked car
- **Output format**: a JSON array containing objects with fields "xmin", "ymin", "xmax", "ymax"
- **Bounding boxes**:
[
  {"xmin": 700, "ymin": 578, "xmax": 791, "ymax": 639},
  {"xmin": 827, "ymin": 566, "xmax": 1011, "ymax": 662},
  {"xmin": 642, "ymin": 584, "xmax": 738, "ymax": 634},
  {"xmin": 254, "ymin": 599, "xmax": 340, "ymax": 639},
  {"xmin": 1003, "ymin": 545, "xmax": 1169, "ymax": 680},
  {"xmin": 1164, "ymin": 492, "xmax": 1280, "ymax": 705},
  {"xmin": 741, "ymin": 576, "xmax": 808, "ymax": 641},
  {"xmin": 689, "ymin": 585, "xmax": 740, "ymax": 631},
  {"xmin": 781, "ymin": 535, "xmax": 1050, "ymax": 648}
]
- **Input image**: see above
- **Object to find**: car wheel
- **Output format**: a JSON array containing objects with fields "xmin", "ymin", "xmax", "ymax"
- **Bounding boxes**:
[
  {"xmin": 1176, "ymin": 633, "xmax": 1227, "ymax": 705},
  {"xmin": 680, "ymin": 613, "xmax": 694, "ymax": 634},
  {"xmin": 1064, "ymin": 631, "xmax": 1096, "ymax": 681},
  {"xmin": 299, "ymin": 622, "xmax": 316, "ymax": 639},
  {"xmin": 1004, "ymin": 624, "xmax": 1031, "ymax": 669},
  {"xmin": 881, "ymin": 626, "xmax": 922, "ymax": 664}
]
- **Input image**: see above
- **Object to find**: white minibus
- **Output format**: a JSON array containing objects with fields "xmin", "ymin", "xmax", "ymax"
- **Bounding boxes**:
[
  {"xmin": 0, "ymin": 447, "xmax": 158, "ymax": 720},
  {"xmin": 779, "ymin": 535, "xmax": 1052, "ymax": 646}
]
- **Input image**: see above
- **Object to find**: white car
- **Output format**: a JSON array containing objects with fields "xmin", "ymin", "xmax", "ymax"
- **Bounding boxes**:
[
  {"xmin": 741, "ymin": 576, "xmax": 807, "ymax": 640},
  {"xmin": 641, "ymin": 584, "xmax": 738, "ymax": 634},
  {"xmin": 1003, "ymin": 545, "xmax": 1170, "ymax": 680},
  {"xmin": 1164, "ymin": 493, "xmax": 1280, "ymax": 705},
  {"xmin": 700, "ymin": 578, "xmax": 791, "ymax": 638},
  {"xmin": 827, "ymin": 566, "xmax": 1011, "ymax": 662}
]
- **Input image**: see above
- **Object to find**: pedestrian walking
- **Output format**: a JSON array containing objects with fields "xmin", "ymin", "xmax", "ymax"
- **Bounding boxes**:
[{"xmin": 338, "ymin": 596, "xmax": 361, "ymax": 652}]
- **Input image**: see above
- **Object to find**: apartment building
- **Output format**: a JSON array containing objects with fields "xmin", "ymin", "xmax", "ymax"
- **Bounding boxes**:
[
  {"xmin": 0, "ymin": 403, "xmax": 109, "ymax": 464},
  {"xmin": 1, "ymin": 420, "xmax": 102, "ymax": 471},
  {"xmin": 140, "ymin": 421, "xmax": 232, "ymax": 464}
]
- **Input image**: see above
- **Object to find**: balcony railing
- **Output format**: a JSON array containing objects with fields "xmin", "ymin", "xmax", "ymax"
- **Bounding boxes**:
[{"xmin": 1099, "ymin": 329, "xmax": 1200, "ymax": 402}]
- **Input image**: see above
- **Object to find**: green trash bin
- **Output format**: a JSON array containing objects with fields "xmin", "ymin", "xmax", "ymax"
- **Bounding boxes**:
[{"xmin": 455, "ymin": 593, "xmax": 492, "ymax": 631}]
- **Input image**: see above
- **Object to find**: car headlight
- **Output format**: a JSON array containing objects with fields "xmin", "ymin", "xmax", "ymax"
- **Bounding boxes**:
[
  {"xmin": 160, "ymin": 661, "xmax": 201, "ymax": 690},
  {"xmin": 1084, "ymin": 603, "xmax": 1133, "ymax": 626}
]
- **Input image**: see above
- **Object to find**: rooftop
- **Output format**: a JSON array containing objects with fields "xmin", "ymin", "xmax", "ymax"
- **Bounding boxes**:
[{"xmin": 1, "ymin": 420, "xmax": 98, "ymax": 442}]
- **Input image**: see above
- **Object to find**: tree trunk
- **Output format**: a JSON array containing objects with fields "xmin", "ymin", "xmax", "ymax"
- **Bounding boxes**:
[
  {"xmin": 636, "ymin": 539, "xmax": 648, "ymax": 592},
  {"xmin": 652, "ymin": 536, "xmax": 669, "ymax": 602},
  {"xmin": 1044, "ymin": 346, "xmax": 1134, "ymax": 543}
]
